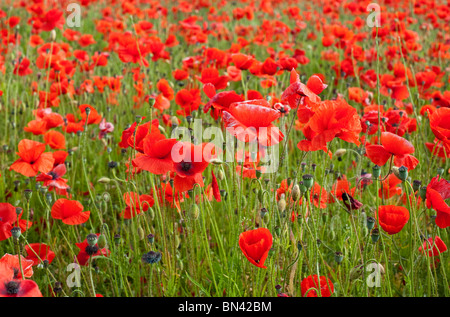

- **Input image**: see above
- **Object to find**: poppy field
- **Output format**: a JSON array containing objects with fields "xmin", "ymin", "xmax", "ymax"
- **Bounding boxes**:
[{"xmin": 0, "ymin": 0, "xmax": 449, "ymax": 299}]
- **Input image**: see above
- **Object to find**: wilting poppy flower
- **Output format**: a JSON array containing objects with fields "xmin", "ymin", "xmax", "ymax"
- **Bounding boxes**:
[
  {"xmin": 10, "ymin": 139, "xmax": 55, "ymax": 177},
  {"xmin": 301, "ymin": 275, "xmax": 334, "ymax": 297},
  {"xmin": 0, "ymin": 254, "xmax": 34, "ymax": 279},
  {"xmin": 426, "ymin": 176, "xmax": 450, "ymax": 229},
  {"xmin": 75, "ymin": 234, "xmax": 110, "ymax": 266},
  {"xmin": 419, "ymin": 236, "xmax": 447, "ymax": 257},
  {"xmin": 342, "ymin": 192, "xmax": 363, "ymax": 212},
  {"xmin": 223, "ymin": 99, "xmax": 284, "ymax": 146},
  {"xmin": 377, "ymin": 205, "xmax": 410, "ymax": 235},
  {"xmin": 365, "ymin": 132, "xmax": 418, "ymax": 170},
  {"xmin": 0, "ymin": 203, "xmax": 32, "ymax": 241},
  {"xmin": 51, "ymin": 199, "xmax": 90, "ymax": 225},
  {"xmin": 25, "ymin": 243, "xmax": 55, "ymax": 266},
  {"xmin": 239, "ymin": 228, "xmax": 273, "ymax": 269},
  {"xmin": 120, "ymin": 192, "xmax": 154, "ymax": 219},
  {"xmin": 0, "ymin": 263, "xmax": 42, "ymax": 297}
]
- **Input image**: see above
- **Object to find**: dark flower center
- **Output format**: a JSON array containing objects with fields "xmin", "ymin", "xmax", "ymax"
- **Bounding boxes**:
[
  {"xmin": 85, "ymin": 245, "xmax": 99, "ymax": 256},
  {"xmin": 181, "ymin": 162, "xmax": 192, "ymax": 172},
  {"xmin": 48, "ymin": 171, "xmax": 58, "ymax": 180},
  {"xmin": 5, "ymin": 281, "xmax": 20, "ymax": 295}
]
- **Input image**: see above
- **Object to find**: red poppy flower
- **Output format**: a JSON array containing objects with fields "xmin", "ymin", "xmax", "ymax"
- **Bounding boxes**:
[
  {"xmin": 0, "ymin": 263, "xmax": 42, "ymax": 297},
  {"xmin": 203, "ymin": 91, "xmax": 244, "ymax": 120},
  {"xmin": 10, "ymin": 139, "xmax": 55, "ymax": 177},
  {"xmin": 44, "ymin": 130, "xmax": 66, "ymax": 149},
  {"xmin": 75, "ymin": 234, "xmax": 110, "ymax": 266},
  {"xmin": 0, "ymin": 203, "xmax": 32, "ymax": 241},
  {"xmin": 419, "ymin": 236, "xmax": 447, "ymax": 257},
  {"xmin": 429, "ymin": 108, "xmax": 450, "ymax": 152},
  {"xmin": 172, "ymin": 142, "xmax": 214, "ymax": 192},
  {"xmin": 25, "ymin": 243, "xmax": 55, "ymax": 266},
  {"xmin": 377, "ymin": 205, "xmax": 410, "ymax": 235},
  {"xmin": 13, "ymin": 57, "xmax": 33, "ymax": 76},
  {"xmin": 379, "ymin": 174, "xmax": 402, "ymax": 199},
  {"xmin": 36, "ymin": 163, "xmax": 69, "ymax": 191},
  {"xmin": 51, "ymin": 199, "xmax": 91, "ymax": 225},
  {"xmin": 301, "ymin": 275, "xmax": 334, "ymax": 297},
  {"xmin": 120, "ymin": 192, "xmax": 154, "ymax": 219},
  {"xmin": 365, "ymin": 132, "xmax": 418, "ymax": 170},
  {"xmin": 426, "ymin": 176, "xmax": 450, "ymax": 229},
  {"xmin": 0, "ymin": 254, "xmax": 34, "ymax": 279},
  {"xmin": 80, "ymin": 104, "xmax": 102, "ymax": 125},
  {"xmin": 231, "ymin": 53, "xmax": 255, "ymax": 70},
  {"xmin": 132, "ymin": 130, "xmax": 178, "ymax": 175},
  {"xmin": 211, "ymin": 170, "xmax": 221, "ymax": 202},
  {"xmin": 239, "ymin": 228, "xmax": 273, "ymax": 269},
  {"xmin": 222, "ymin": 99, "xmax": 284, "ymax": 146}
]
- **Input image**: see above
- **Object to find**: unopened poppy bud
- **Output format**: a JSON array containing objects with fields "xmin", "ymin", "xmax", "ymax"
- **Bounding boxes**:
[
  {"xmin": 371, "ymin": 228, "xmax": 380, "ymax": 243},
  {"xmin": 24, "ymin": 189, "xmax": 33, "ymax": 201},
  {"xmin": 334, "ymin": 251, "xmax": 344, "ymax": 264},
  {"xmin": 147, "ymin": 233, "xmax": 154, "ymax": 244},
  {"xmin": 11, "ymin": 227, "xmax": 21, "ymax": 240},
  {"xmin": 189, "ymin": 204, "xmax": 200, "ymax": 220},
  {"xmin": 97, "ymin": 234, "xmax": 107, "ymax": 249},
  {"xmin": 367, "ymin": 217, "xmax": 375, "ymax": 231},
  {"xmin": 437, "ymin": 167, "xmax": 444, "ymax": 176},
  {"xmin": 277, "ymin": 198, "xmax": 286, "ymax": 212},
  {"xmin": 142, "ymin": 251, "xmax": 162, "ymax": 264},
  {"xmin": 217, "ymin": 169, "xmax": 225, "ymax": 181},
  {"xmin": 334, "ymin": 149, "xmax": 347, "ymax": 160},
  {"xmin": 209, "ymin": 158, "xmax": 223, "ymax": 165},
  {"xmin": 419, "ymin": 186, "xmax": 427, "ymax": 201},
  {"xmin": 138, "ymin": 227, "xmax": 145, "ymax": 240},
  {"xmin": 50, "ymin": 30, "xmax": 56, "ymax": 42},
  {"xmin": 412, "ymin": 180, "xmax": 421, "ymax": 192},
  {"xmin": 397, "ymin": 166, "xmax": 408, "ymax": 181},
  {"xmin": 292, "ymin": 184, "xmax": 301, "ymax": 201},
  {"xmin": 255, "ymin": 169, "xmax": 262, "ymax": 179},
  {"xmin": 98, "ymin": 177, "xmax": 111, "ymax": 184},
  {"xmin": 87, "ymin": 233, "xmax": 98, "ymax": 246},
  {"xmin": 158, "ymin": 125, "xmax": 165, "ymax": 134},
  {"xmin": 372, "ymin": 165, "xmax": 381, "ymax": 178},
  {"xmin": 302, "ymin": 174, "xmax": 314, "ymax": 190}
]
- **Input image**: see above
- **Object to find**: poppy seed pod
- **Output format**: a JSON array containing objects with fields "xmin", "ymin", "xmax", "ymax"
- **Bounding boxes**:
[
  {"xmin": 86, "ymin": 233, "xmax": 98, "ymax": 246},
  {"xmin": 114, "ymin": 234, "xmax": 121, "ymax": 245},
  {"xmin": 412, "ymin": 180, "xmax": 421, "ymax": 192},
  {"xmin": 367, "ymin": 217, "xmax": 375, "ymax": 231},
  {"xmin": 24, "ymin": 189, "xmax": 33, "ymax": 202},
  {"xmin": 11, "ymin": 227, "xmax": 21, "ymax": 240},
  {"xmin": 372, "ymin": 165, "xmax": 381, "ymax": 178},
  {"xmin": 147, "ymin": 234, "xmax": 155, "ymax": 244},
  {"xmin": 419, "ymin": 186, "xmax": 427, "ymax": 201},
  {"xmin": 142, "ymin": 251, "xmax": 162, "ymax": 264},
  {"xmin": 302, "ymin": 174, "xmax": 314, "ymax": 190},
  {"xmin": 371, "ymin": 228, "xmax": 380, "ymax": 243},
  {"xmin": 334, "ymin": 251, "xmax": 344, "ymax": 264},
  {"xmin": 397, "ymin": 166, "xmax": 408, "ymax": 181}
]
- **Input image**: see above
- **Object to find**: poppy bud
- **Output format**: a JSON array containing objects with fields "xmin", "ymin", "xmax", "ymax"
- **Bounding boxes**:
[
  {"xmin": 209, "ymin": 158, "xmax": 223, "ymax": 165},
  {"xmin": 419, "ymin": 186, "xmax": 427, "ymax": 201},
  {"xmin": 11, "ymin": 227, "xmax": 21, "ymax": 240},
  {"xmin": 142, "ymin": 251, "xmax": 162, "ymax": 264},
  {"xmin": 87, "ymin": 233, "xmax": 98, "ymax": 246},
  {"xmin": 138, "ymin": 227, "xmax": 145, "ymax": 240},
  {"xmin": 371, "ymin": 228, "xmax": 380, "ymax": 243},
  {"xmin": 334, "ymin": 149, "xmax": 347, "ymax": 161},
  {"xmin": 255, "ymin": 169, "xmax": 262, "ymax": 179},
  {"xmin": 292, "ymin": 184, "xmax": 301, "ymax": 201},
  {"xmin": 397, "ymin": 166, "xmax": 408, "ymax": 181},
  {"xmin": 412, "ymin": 180, "xmax": 421, "ymax": 192},
  {"xmin": 372, "ymin": 165, "xmax": 381, "ymax": 178},
  {"xmin": 277, "ymin": 198, "xmax": 286, "ymax": 212},
  {"xmin": 97, "ymin": 235, "xmax": 107, "ymax": 249},
  {"xmin": 98, "ymin": 177, "xmax": 111, "ymax": 184},
  {"xmin": 147, "ymin": 233, "xmax": 154, "ymax": 244},
  {"xmin": 24, "ymin": 189, "xmax": 33, "ymax": 202},
  {"xmin": 299, "ymin": 181, "xmax": 307, "ymax": 194},
  {"xmin": 189, "ymin": 204, "xmax": 200, "ymax": 220},
  {"xmin": 302, "ymin": 174, "xmax": 314, "ymax": 190},
  {"xmin": 217, "ymin": 169, "xmax": 225, "ymax": 181},
  {"xmin": 367, "ymin": 216, "xmax": 375, "ymax": 231},
  {"xmin": 350, "ymin": 264, "xmax": 364, "ymax": 280},
  {"xmin": 334, "ymin": 251, "xmax": 344, "ymax": 264},
  {"xmin": 50, "ymin": 30, "xmax": 56, "ymax": 42}
]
